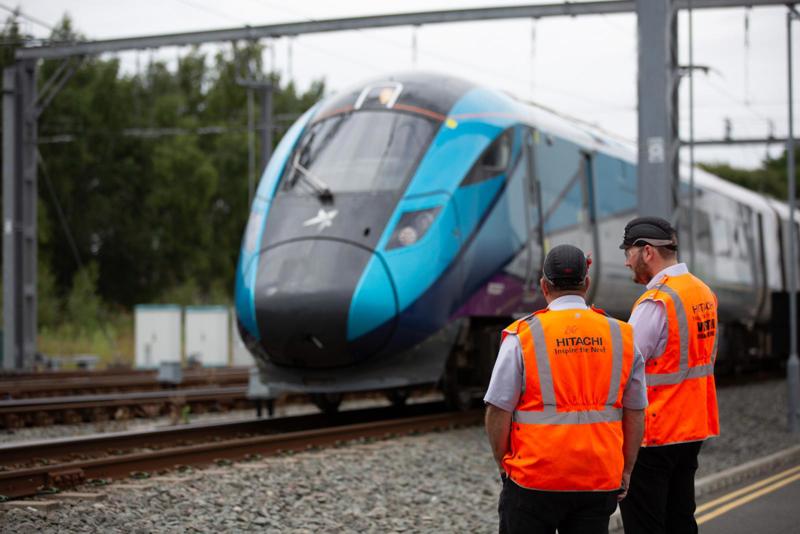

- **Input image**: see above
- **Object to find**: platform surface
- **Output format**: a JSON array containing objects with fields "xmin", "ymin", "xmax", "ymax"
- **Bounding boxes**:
[{"xmin": 695, "ymin": 462, "xmax": 800, "ymax": 533}]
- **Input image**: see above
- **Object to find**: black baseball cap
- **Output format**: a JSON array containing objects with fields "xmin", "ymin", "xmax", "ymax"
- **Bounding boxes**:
[
  {"xmin": 543, "ymin": 244, "xmax": 589, "ymax": 287},
  {"xmin": 619, "ymin": 217, "xmax": 678, "ymax": 250}
]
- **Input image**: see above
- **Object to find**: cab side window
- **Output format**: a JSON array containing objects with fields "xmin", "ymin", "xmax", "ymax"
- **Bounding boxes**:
[{"xmin": 461, "ymin": 130, "xmax": 512, "ymax": 186}]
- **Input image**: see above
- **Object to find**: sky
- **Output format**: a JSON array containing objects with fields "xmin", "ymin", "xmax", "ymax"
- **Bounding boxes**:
[{"xmin": 8, "ymin": 0, "xmax": 797, "ymax": 169}]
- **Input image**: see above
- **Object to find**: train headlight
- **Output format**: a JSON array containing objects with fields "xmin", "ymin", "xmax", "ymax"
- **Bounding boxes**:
[{"xmin": 386, "ymin": 207, "xmax": 441, "ymax": 250}]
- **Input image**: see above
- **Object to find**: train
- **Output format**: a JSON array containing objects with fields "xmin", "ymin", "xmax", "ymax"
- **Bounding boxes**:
[{"xmin": 234, "ymin": 71, "xmax": 800, "ymax": 411}]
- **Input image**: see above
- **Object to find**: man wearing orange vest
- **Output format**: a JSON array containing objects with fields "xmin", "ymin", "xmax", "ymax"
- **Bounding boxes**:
[
  {"xmin": 485, "ymin": 244, "xmax": 646, "ymax": 534},
  {"xmin": 617, "ymin": 217, "xmax": 720, "ymax": 534}
]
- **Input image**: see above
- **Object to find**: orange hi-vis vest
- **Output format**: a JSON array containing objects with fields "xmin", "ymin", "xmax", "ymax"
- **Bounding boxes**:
[
  {"xmin": 632, "ymin": 272, "xmax": 720, "ymax": 447},
  {"xmin": 501, "ymin": 306, "xmax": 635, "ymax": 491}
]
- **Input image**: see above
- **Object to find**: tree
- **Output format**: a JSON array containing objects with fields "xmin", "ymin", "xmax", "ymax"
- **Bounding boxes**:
[
  {"xmin": 26, "ymin": 17, "xmax": 326, "ymax": 312},
  {"xmin": 700, "ymin": 148, "xmax": 799, "ymax": 202}
]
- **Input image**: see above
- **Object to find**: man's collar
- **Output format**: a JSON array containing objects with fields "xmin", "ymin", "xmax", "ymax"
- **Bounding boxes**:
[
  {"xmin": 548, "ymin": 294, "xmax": 589, "ymax": 311},
  {"xmin": 647, "ymin": 263, "xmax": 689, "ymax": 289}
]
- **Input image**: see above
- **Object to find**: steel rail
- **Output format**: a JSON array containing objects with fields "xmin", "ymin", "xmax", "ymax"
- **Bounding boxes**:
[
  {"xmin": 0, "ymin": 386, "xmax": 251, "ymax": 429},
  {"xmin": 0, "ymin": 367, "xmax": 246, "ymax": 383},
  {"xmin": 0, "ymin": 402, "xmax": 481, "ymax": 500},
  {"xmin": 0, "ymin": 368, "xmax": 249, "ymax": 398},
  {"xmin": 0, "ymin": 386, "xmax": 247, "ymax": 412},
  {"xmin": 0, "ymin": 369, "xmax": 154, "ymax": 380},
  {"xmin": 0, "ymin": 402, "xmax": 443, "ymax": 464}
]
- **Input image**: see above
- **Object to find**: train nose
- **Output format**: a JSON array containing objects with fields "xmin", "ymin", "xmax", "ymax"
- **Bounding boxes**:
[{"xmin": 255, "ymin": 240, "xmax": 397, "ymax": 368}]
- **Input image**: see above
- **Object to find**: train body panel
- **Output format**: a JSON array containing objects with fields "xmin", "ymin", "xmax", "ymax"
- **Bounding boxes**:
[
  {"xmin": 235, "ymin": 105, "xmax": 319, "ymax": 341},
  {"xmin": 234, "ymin": 71, "xmax": 799, "ymax": 398}
]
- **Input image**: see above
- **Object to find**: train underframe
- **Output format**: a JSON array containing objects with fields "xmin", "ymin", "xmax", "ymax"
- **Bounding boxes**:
[{"xmin": 247, "ymin": 299, "xmax": 795, "ymax": 415}]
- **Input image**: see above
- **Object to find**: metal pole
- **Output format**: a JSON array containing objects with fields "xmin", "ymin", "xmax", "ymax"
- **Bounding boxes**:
[
  {"xmin": 412, "ymin": 25, "xmax": 418, "ymax": 69},
  {"xmin": 259, "ymin": 83, "xmax": 273, "ymax": 174},
  {"xmin": 3, "ymin": 61, "xmax": 37, "ymax": 370},
  {"xmin": 288, "ymin": 38, "xmax": 294, "ymax": 82},
  {"xmin": 247, "ymin": 86, "xmax": 255, "ymax": 205},
  {"xmin": 688, "ymin": 0, "xmax": 696, "ymax": 271},
  {"xmin": 786, "ymin": 7, "xmax": 800, "ymax": 433},
  {"xmin": 636, "ymin": 0, "xmax": 678, "ymax": 219},
  {"xmin": 3, "ymin": 67, "xmax": 17, "ymax": 370}
]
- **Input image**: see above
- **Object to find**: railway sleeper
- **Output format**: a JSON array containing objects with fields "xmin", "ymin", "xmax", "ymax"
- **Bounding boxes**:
[
  {"xmin": 113, "ymin": 406, "xmax": 132, "ymax": 421},
  {"xmin": 2, "ymin": 413, "xmax": 22, "ymax": 429},
  {"xmin": 91, "ymin": 407, "xmax": 111, "ymax": 423},
  {"xmin": 63, "ymin": 410, "xmax": 82, "ymax": 425},
  {"xmin": 138, "ymin": 403, "xmax": 163, "ymax": 418},
  {"xmin": 47, "ymin": 468, "xmax": 86, "ymax": 491},
  {"xmin": 34, "ymin": 411, "xmax": 54, "ymax": 427}
]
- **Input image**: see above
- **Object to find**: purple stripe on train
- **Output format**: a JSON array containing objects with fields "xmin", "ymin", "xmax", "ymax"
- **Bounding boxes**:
[{"xmin": 452, "ymin": 273, "xmax": 547, "ymax": 319}]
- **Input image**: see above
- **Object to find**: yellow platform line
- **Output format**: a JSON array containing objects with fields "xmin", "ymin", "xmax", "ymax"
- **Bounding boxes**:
[
  {"xmin": 695, "ymin": 464, "xmax": 800, "ymax": 514},
  {"xmin": 696, "ymin": 470, "xmax": 800, "ymax": 525}
]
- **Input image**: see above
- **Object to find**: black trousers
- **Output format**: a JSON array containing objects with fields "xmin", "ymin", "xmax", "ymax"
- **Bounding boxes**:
[
  {"xmin": 619, "ymin": 441, "xmax": 703, "ymax": 534},
  {"xmin": 498, "ymin": 477, "xmax": 618, "ymax": 534}
]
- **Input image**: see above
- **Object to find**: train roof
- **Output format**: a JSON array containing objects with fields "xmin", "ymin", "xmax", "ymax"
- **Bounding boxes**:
[
  {"xmin": 497, "ymin": 84, "xmax": 792, "ymax": 218},
  {"xmin": 313, "ymin": 71, "xmax": 476, "ymax": 123},
  {"xmin": 765, "ymin": 197, "xmax": 800, "ymax": 222},
  {"xmin": 316, "ymin": 71, "xmax": 792, "ymax": 218}
]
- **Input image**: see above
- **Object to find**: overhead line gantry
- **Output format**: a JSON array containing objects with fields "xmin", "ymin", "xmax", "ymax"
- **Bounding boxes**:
[{"xmin": 4, "ymin": 1, "xmax": 794, "ymax": 380}]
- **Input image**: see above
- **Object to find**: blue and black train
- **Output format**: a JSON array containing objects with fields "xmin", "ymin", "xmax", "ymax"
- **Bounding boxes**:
[{"xmin": 235, "ymin": 71, "xmax": 800, "ymax": 410}]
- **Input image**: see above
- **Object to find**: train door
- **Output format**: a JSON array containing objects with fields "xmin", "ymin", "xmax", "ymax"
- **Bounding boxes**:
[
  {"xmin": 531, "ymin": 131, "xmax": 598, "ymax": 284},
  {"xmin": 522, "ymin": 127, "xmax": 544, "ymax": 302}
]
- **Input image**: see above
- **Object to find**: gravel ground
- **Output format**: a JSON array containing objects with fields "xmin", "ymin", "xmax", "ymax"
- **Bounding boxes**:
[
  {"xmin": 697, "ymin": 378, "xmax": 800, "ymax": 477},
  {"xmin": 2, "ymin": 379, "xmax": 798, "ymax": 533}
]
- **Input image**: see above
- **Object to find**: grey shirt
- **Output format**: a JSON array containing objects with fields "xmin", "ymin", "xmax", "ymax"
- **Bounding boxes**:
[
  {"xmin": 628, "ymin": 263, "xmax": 690, "ymax": 361},
  {"xmin": 483, "ymin": 295, "xmax": 648, "ymax": 412}
]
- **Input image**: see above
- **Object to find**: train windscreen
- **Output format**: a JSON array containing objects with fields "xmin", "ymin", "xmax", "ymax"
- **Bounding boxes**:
[{"xmin": 279, "ymin": 110, "xmax": 437, "ymax": 195}]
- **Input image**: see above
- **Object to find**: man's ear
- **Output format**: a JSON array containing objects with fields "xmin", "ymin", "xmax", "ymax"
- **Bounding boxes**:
[{"xmin": 539, "ymin": 278, "xmax": 548, "ymax": 298}]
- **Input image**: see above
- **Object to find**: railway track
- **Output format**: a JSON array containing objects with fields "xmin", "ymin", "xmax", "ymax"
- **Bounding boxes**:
[
  {"xmin": 0, "ymin": 386, "xmax": 251, "ymax": 429},
  {"xmin": 0, "ymin": 367, "xmax": 249, "ymax": 399},
  {"xmin": 0, "ymin": 401, "xmax": 481, "ymax": 501}
]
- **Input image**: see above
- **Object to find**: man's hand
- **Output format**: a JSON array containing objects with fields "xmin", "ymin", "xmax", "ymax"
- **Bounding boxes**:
[
  {"xmin": 620, "ymin": 408, "xmax": 644, "ymax": 502},
  {"xmin": 617, "ymin": 471, "xmax": 632, "ymax": 502},
  {"xmin": 485, "ymin": 404, "xmax": 513, "ymax": 476}
]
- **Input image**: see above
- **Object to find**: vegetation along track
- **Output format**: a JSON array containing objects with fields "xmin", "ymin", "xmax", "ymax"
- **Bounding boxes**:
[{"xmin": 0, "ymin": 401, "xmax": 481, "ymax": 501}]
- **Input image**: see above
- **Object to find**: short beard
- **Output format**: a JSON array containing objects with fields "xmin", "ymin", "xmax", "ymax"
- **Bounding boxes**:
[{"xmin": 631, "ymin": 254, "xmax": 651, "ymax": 285}]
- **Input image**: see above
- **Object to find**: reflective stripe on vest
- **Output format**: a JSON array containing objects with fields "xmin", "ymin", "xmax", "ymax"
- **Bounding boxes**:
[
  {"xmin": 512, "ymin": 314, "xmax": 624, "ymax": 425},
  {"xmin": 635, "ymin": 273, "xmax": 720, "ymax": 447},
  {"xmin": 644, "ymin": 284, "xmax": 715, "ymax": 386}
]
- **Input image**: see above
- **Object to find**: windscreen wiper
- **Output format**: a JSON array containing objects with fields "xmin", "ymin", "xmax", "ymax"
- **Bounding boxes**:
[{"xmin": 291, "ymin": 153, "xmax": 334, "ymax": 202}]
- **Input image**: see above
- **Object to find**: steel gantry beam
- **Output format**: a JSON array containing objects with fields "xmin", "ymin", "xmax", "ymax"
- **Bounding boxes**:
[
  {"xmin": 4, "ymin": 0, "xmax": 792, "ymax": 369},
  {"xmin": 682, "ymin": 136, "xmax": 789, "ymax": 146},
  {"xmin": 14, "ymin": 1, "xmax": 791, "ymax": 60}
]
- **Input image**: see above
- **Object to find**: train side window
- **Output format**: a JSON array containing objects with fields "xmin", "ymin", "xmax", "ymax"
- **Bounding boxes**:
[
  {"xmin": 544, "ymin": 179, "xmax": 583, "ymax": 232},
  {"xmin": 461, "ymin": 130, "xmax": 512, "ymax": 186},
  {"xmin": 694, "ymin": 210, "xmax": 712, "ymax": 251},
  {"xmin": 732, "ymin": 222, "xmax": 749, "ymax": 260},
  {"xmin": 593, "ymin": 156, "xmax": 637, "ymax": 219},
  {"xmin": 712, "ymin": 215, "xmax": 733, "ymax": 257}
]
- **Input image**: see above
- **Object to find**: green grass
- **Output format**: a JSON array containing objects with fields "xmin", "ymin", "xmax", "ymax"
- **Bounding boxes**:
[{"xmin": 38, "ymin": 312, "xmax": 134, "ymax": 369}]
